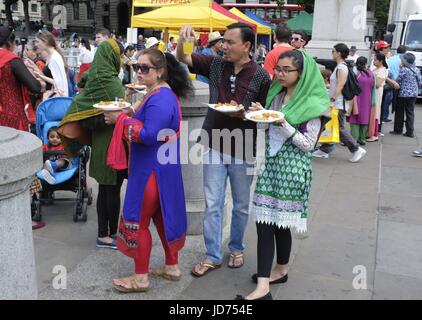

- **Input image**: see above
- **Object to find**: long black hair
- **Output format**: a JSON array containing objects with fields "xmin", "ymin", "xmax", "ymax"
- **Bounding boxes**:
[
  {"xmin": 375, "ymin": 52, "xmax": 388, "ymax": 69},
  {"xmin": 141, "ymin": 48, "xmax": 193, "ymax": 99},
  {"xmin": 80, "ymin": 37, "xmax": 90, "ymax": 51},
  {"xmin": 356, "ymin": 56, "xmax": 369, "ymax": 76}
]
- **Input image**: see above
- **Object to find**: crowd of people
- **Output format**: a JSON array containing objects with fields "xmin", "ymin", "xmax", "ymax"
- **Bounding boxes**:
[{"xmin": 1, "ymin": 19, "xmax": 421, "ymax": 300}]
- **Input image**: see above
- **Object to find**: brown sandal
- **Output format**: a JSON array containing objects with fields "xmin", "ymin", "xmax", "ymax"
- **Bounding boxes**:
[
  {"xmin": 150, "ymin": 267, "xmax": 182, "ymax": 282},
  {"xmin": 190, "ymin": 261, "xmax": 222, "ymax": 277},
  {"xmin": 228, "ymin": 253, "xmax": 244, "ymax": 269},
  {"xmin": 112, "ymin": 276, "xmax": 149, "ymax": 293}
]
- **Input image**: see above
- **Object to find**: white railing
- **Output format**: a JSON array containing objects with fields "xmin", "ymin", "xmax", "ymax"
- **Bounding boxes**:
[{"xmin": 62, "ymin": 48, "xmax": 80, "ymax": 69}]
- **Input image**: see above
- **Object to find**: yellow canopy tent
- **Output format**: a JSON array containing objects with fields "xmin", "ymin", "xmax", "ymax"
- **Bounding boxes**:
[
  {"xmin": 228, "ymin": 7, "xmax": 271, "ymax": 35},
  {"xmin": 131, "ymin": 2, "xmax": 256, "ymax": 31}
]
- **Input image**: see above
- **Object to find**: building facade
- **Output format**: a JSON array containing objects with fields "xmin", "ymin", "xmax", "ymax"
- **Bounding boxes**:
[
  {"xmin": 38, "ymin": 0, "xmax": 131, "ymax": 36},
  {"xmin": 0, "ymin": 0, "xmax": 42, "ymax": 22}
]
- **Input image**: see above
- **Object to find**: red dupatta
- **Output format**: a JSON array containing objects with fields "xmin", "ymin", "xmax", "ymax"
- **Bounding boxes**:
[{"xmin": 0, "ymin": 48, "xmax": 33, "ymax": 126}]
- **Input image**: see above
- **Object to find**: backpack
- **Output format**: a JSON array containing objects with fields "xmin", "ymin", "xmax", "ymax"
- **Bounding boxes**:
[{"xmin": 340, "ymin": 63, "xmax": 361, "ymax": 101}]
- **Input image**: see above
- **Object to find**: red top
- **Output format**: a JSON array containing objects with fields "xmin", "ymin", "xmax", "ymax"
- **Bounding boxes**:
[
  {"xmin": 0, "ymin": 48, "xmax": 31, "ymax": 130},
  {"xmin": 263, "ymin": 43, "xmax": 294, "ymax": 79},
  {"xmin": 43, "ymin": 144, "xmax": 64, "ymax": 151}
]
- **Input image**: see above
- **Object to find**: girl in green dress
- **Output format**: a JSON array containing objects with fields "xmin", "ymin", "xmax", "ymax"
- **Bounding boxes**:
[{"xmin": 236, "ymin": 50, "xmax": 329, "ymax": 300}]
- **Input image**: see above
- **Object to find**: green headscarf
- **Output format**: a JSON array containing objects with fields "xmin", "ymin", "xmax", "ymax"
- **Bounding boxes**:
[
  {"xmin": 265, "ymin": 50, "xmax": 330, "ymax": 125},
  {"xmin": 59, "ymin": 39, "xmax": 125, "ymax": 185}
]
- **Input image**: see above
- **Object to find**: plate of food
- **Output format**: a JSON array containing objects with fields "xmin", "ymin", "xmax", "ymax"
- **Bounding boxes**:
[
  {"xmin": 245, "ymin": 110, "xmax": 284, "ymax": 123},
  {"xmin": 206, "ymin": 101, "xmax": 244, "ymax": 113},
  {"xmin": 93, "ymin": 101, "xmax": 132, "ymax": 111},
  {"xmin": 125, "ymin": 83, "xmax": 147, "ymax": 91}
]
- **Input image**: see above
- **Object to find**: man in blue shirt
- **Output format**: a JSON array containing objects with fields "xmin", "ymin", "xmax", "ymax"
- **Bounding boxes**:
[
  {"xmin": 383, "ymin": 45, "xmax": 407, "ymax": 122},
  {"xmin": 196, "ymin": 31, "xmax": 223, "ymax": 84}
]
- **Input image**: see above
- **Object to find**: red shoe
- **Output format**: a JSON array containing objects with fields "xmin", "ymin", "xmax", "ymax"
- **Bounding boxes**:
[{"xmin": 32, "ymin": 221, "xmax": 46, "ymax": 230}]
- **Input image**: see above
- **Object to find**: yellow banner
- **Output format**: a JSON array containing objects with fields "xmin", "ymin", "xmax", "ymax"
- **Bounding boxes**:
[{"xmin": 134, "ymin": 0, "xmax": 209, "ymax": 7}]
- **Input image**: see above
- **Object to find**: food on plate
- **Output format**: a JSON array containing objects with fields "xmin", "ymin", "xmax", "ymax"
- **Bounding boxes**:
[
  {"xmin": 97, "ymin": 101, "xmax": 128, "ymax": 108},
  {"xmin": 250, "ymin": 111, "xmax": 282, "ymax": 121},
  {"xmin": 126, "ymin": 83, "xmax": 143, "ymax": 88},
  {"xmin": 215, "ymin": 100, "xmax": 243, "ymax": 109}
]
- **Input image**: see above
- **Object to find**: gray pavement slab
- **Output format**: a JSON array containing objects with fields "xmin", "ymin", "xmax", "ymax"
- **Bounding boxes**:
[
  {"xmin": 373, "ymin": 271, "xmax": 422, "ymax": 300},
  {"xmin": 379, "ymin": 194, "xmax": 422, "ymax": 226},
  {"xmin": 375, "ymin": 219, "xmax": 422, "ymax": 280}
]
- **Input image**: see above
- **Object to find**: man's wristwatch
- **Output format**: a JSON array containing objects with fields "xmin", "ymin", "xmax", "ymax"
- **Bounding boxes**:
[{"xmin": 330, "ymin": 97, "xmax": 336, "ymax": 102}]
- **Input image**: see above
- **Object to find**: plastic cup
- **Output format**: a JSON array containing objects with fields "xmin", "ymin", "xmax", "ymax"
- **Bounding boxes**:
[{"xmin": 183, "ymin": 37, "xmax": 194, "ymax": 54}]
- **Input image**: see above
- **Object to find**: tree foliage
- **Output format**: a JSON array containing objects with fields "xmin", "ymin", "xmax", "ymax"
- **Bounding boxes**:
[
  {"xmin": 374, "ymin": 0, "xmax": 391, "ymax": 35},
  {"xmin": 290, "ymin": 0, "xmax": 315, "ymax": 13}
]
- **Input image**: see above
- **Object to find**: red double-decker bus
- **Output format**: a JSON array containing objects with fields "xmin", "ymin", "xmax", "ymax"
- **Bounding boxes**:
[{"xmin": 220, "ymin": 3, "xmax": 305, "ymax": 25}]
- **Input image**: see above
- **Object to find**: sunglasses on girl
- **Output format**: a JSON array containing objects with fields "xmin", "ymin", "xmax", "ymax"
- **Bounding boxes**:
[{"xmin": 133, "ymin": 64, "xmax": 158, "ymax": 74}]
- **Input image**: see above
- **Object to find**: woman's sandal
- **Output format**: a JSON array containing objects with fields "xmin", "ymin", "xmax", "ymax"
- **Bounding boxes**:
[
  {"xmin": 228, "ymin": 253, "xmax": 244, "ymax": 269},
  {"xmin": 190, "ymin": 261, "xmax": 222, "ymax": 277},
  {"xmin": 112, "ymin": 276, "xmax": 149, "ymax": 293},
  {"xmin": 150, "ymin": 267, "xmax": 182, "ymax": 282}
]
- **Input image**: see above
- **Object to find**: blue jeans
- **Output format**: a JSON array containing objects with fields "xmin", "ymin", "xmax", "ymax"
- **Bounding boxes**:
[
  {"xmin": 203, "ymin": 148, "xmax": 254, "ymax": 264},
  {"xmin": 382, "ymin": 90, "xmax": 394, "ymax": 121}
]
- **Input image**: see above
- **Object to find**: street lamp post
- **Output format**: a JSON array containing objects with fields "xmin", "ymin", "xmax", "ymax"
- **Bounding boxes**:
[{"xmin": 90, "ymin": 0, "xmax": 97, "ymax": 32}]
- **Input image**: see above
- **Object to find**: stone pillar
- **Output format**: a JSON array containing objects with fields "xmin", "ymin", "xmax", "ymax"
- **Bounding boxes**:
[
  {"xmin": 307, "ymin": 0, "xmax": 370, "ymax": 59},
  {"xmin": 0, "ymin": 126, "xmax": 42, "ymax": 299},
  {"xmin": 180, "ymin": 80, "xmax": 209, "ymax": 235}
]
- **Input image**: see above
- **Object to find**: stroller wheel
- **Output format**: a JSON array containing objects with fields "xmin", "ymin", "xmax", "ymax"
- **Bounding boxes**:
[
  {"xmin": 47, "ymin": 192, "xmax": 55, "ymax": 205},
  {"xmin": 86, "ymin": 188, "xmax": 93, "ymax": 206},
  {"xmin": 81, "ymin": 201, "xmax": 88, "ymax": 222},
  {"xmin": 32, "ymin": 201, "xmax": 42, "ymax": 222},
  {"xmin": 73, "ymin": 202, "xmax": 81, "ymax": 222}
]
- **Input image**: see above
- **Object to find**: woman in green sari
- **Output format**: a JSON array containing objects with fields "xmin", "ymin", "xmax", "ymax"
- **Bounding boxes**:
[
  {"xmin": 236, "ymin": 50, "xmax": 329, "ymax": 300},
  {"xmin": 58, "ymin": 38, "xmax": 125, "ymax": 249}
]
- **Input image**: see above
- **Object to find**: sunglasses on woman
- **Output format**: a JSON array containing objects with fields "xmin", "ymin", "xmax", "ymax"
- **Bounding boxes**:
[{"xmin": 133, "ymin": 64, "xmax": 158, "ymax": 74}]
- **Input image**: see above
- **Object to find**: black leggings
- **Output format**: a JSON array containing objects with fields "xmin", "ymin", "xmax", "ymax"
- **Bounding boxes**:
[
  {"xmin": 256, "ymin": 222, "xmax": 292, "ymax": 278},
  {"xmin": 96, "ymin": 172, "xmax": 125, "ymax": 238}
]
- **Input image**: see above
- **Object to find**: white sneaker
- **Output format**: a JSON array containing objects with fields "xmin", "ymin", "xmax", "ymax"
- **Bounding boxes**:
[
  {"xmin": 349, "ymin": 147, "xmax": 367, "ymax": 163},
  {"xmin": 40, "ymin": 169, "xmax": 56, "ymax": 184},
  {"xmin": 312, "ymin": 149, "xmax": 329, "ymax": 159},
  {"xmin": 44, "ymin": 160, "xmax": 54, "ymax": 175}
]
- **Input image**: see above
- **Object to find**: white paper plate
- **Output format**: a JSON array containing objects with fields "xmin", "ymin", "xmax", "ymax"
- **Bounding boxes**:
[
  {"xmin": 245, "ymin": 110, "xmax": 284, "ymax": 123},
  {"xmin": 93, "ymin": 101, "xmax": 132, "ymax": 111},
  {"xmin": 205, "ymin": 103, "xmax": 244, "ymax": 113},
  {"xmin": 125, "ymin": 83, "xmax": 147, "ymax": 90}
]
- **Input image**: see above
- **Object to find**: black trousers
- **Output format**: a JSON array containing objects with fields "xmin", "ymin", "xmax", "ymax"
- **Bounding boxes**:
[
  {"xmin": 256, "ymin": 222, "xmax": 292, "ymax": 278},
  {"xmin": 394, "ymin": 97, "xmax": 417, "ymax": 135},
  {"xmin": 97, "ymin": 171, "xmax": 125, "ymax": 238}
]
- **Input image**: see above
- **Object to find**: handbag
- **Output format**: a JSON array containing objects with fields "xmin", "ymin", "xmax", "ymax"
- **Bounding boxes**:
[{"xmin": 319, "ymin": 108, "xmax": 340, "ymax": 144}]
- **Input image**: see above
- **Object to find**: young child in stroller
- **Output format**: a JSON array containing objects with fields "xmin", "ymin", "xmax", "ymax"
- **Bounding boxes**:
[{"xmin": 40, "ymin": 126, "xmax": 70, "ymax": 184}]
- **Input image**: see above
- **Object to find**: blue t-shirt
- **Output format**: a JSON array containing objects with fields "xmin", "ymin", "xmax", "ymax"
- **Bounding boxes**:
[{"xmin": 387, "ymin": 54, "xmax": 401, "ymax": 80}]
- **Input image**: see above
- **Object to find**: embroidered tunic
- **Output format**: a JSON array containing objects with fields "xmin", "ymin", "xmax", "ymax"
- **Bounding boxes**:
[{"xmin": 252, "ymin": 92, "xmax": 321, "ymax": 232}]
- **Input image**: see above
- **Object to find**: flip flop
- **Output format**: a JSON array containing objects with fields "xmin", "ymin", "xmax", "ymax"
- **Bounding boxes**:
[
  {"xmin": 190, "ymin": 261, "xmax": 221, "ymax": 277},
  {"xmin": 112, "ymin": 277, "xmax": 149, "ymax": 293},
  {"xmin": 228, "ymin": 253, "xmax": 244, "ymax": 269}
]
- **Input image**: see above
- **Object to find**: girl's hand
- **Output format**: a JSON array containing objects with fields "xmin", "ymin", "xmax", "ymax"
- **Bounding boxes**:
[
  {"xmin": 248, "ymin": 102, "xmax": 264, "ymax": 112},
  {"xmin": 274, "ymin": 117, "xmax": 286, "ymax": 126},
  {"xmin": 104, "ymin": 110, "xmax": 123, "ymax": 124}
]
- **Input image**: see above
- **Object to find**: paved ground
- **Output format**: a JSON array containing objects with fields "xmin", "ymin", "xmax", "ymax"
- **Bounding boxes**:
[{"xmin": 34, "ymin": 105, "xmax": 422, "ymax": 300}]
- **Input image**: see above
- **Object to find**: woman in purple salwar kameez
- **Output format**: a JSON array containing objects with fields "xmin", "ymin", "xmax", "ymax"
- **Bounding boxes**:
[
  {"xmin": 349, "ymin": 56, "xmax": 376, "ymax": 145},
  {"xmin": 104, "ymin": 48, "xmax": 193, "ymax": 293}
]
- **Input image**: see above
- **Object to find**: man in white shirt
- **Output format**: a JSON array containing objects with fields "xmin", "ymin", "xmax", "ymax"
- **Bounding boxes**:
[{"xmin": 347, "ymin": 46, "xmax": 359, "ymax": 64}]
